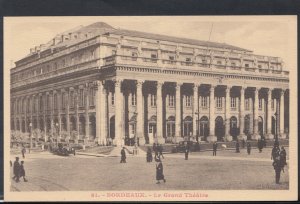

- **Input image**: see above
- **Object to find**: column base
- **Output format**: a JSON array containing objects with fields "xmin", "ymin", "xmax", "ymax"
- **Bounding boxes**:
[
  {"xmin": 265, "ymin": 133, "xmax": 274, "ymax": 140},
  {"xmin": 237, "ymin": 134, "xmax": 247, "ymax": 141},
  {"xmin": 207, "ymin": 135, "xmax": 217, "ymax": 143},
  {"xmin": 174, "ymin": 136, "xmax": 184, "ymax": 143},
  {"xmin": 251, "ymin": 133, "xmax": 261, "ymax": 140},
  {"xmin": 155, "ymin": 137, "xmax": 165, "ymax": 144},
  {"xmin": 225, "ymin": 135, "xmax": 233, "ymax": 142},
  {"xmin": 279, "ymin": 132, "xmax": 287, "ymax": 139},
  {"xmin": 138, "ymin": 137, "xmax": 146, "ymax": 146}
]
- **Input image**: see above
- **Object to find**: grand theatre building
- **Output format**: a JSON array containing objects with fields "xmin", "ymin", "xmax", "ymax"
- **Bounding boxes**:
[{"xmin": 10, "ymin": 22, "xmax": 290, "ymax": 146}]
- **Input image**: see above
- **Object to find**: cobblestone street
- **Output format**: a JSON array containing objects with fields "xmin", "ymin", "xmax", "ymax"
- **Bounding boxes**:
[{"xmin": 10, "ymin": 147, "xmax": 289, "ymax": 191}]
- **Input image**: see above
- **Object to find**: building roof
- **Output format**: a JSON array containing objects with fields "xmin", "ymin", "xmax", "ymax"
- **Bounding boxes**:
[{"xmin": 109, "ymin": 28, "xmax": 252, "ymax": 52}]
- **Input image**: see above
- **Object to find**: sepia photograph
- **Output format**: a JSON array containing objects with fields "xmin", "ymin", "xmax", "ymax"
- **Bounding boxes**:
[{"xmin": 3, "ymin": 16, "xmax": 297, "ymax": 201}]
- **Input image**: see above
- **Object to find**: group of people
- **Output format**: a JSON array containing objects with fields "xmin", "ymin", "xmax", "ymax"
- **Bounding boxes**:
[
  {"xmin": 272, "ymin": 144, "xmax": 287, "ymax": 184},
  {"xmin": 11, "ymin": 157, "xmax": 27, "ymax": 183}
]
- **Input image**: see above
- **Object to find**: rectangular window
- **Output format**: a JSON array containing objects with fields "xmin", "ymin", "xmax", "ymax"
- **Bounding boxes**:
[
  {"xmin": 186, "ymin": 58, "xmax": 191, "ymax": 62},
  {"xmin": 245, "ymin": 63, "xmax": 249, "ymax": 68},
  {"xmin": 202, "ymin": 59, "xmax": 207, "ymax": 64},
  {"xmin": 201, "ymin": 96, "xmax": 208, "ymax": 108},
  {"xmin": 258, "ymin": 64, "xmax": 262, "ymax": 69},
  {"xmin": 111, "ymin": 93, "xmax": 115, "ymax": 105},
  {"xmin": 131, "ymin": 93, "xmax": 137, "ymax": 106},
  {"xmin": 61, "ymin": 93, "xmax": 65, "ymax": 109},
  {"xmin": 89, "ymin": 88, "xmax": 95, "ymax": 106},
  {"xmin": 259, "ymin": 99, "xmax": 262, "ymax": 110},
  {"xmin": 150, "ymin": 94, "xmax": 156, "ymax": 107},
  {"xmin": 168, "ymin": 95, "xmax": 175, "ymax": 107},
  {"xmin": 245, "ymin": 98, "xmax": 250, "ymax": 110},
  {"xmin": 231, "ymin": 62, "xmax": 236, "ymax": 67},
  {"xmin": 47, "ymin": 95, "xmax": 51, "ymax": 110},
  {"xmin": 271, "ymin": 99, "xmax": 274, "ymax": 110},
  {"xmin": 70, "ymin": 91, "xmax": 74, "ymax": 108},
  {"xmin": 217, "ymin": 61, "xmax": 222, "ymax": 65},
  {"xmin": 185, "ymin": 95, "xmax": 191, "ymax": 107},
  {"xmin": 151, "ymin": 54, "xmax": 157, "ymax": 59},
  {"xmin": 231, "ymin": 97, "xmax": 236, "ymax": 108},
  {"xmin": 216, "ymin": 97, "xmax": 222, "ymax": 108},
  {"xmin": 169, "ymin": 56, "xmax": 175, "ymax": 61}
]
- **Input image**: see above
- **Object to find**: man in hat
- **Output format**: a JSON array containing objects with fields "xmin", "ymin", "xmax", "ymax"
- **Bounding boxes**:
[
  {"xmin": 19, "ymin": 161, "xmax": 28, "ymax": 182},
  {"xmin": 247, "ymin": 141, "xmax": 251, "ymax": 155},
  {"xmin": 155, "ymin": 156, "xmax": 166, "ymax": 184},
  {"xmin": 212, "ymin": 142, "xmax": 217, "ymax": 156},
  {"xmin": 21, "ymin": 145, "xmax": 26, "ymax": 159},
  {"xmin": 120, "ymin": 147, "xmax": 126, "ymax": 163},
  {"xmin": 184, "ymin": 146, "xmax": 189, "ymax": 160},
  {"xmin": 273, "ymin": 155, "xmax": 282, "ymax": 184},
  {"xmin": 235, "ymin": 140, "xmax": 240, "ymax": 153},
  {"xmin": 271, "ymin": 144, "xmax": 280, "ymax": 160},
  {"xmin": 13, "ymin": 157, "xmax": 20, "ymax": 182}
]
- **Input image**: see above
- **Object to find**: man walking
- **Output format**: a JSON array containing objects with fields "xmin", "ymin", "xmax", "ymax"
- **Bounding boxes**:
[
  {"xmin": 12, "ymin": 157, "xmax": 20, "ymax": 182},
  {"xmin": 273, "ymin": 155, "xmax": 282, "ymax": 184},
  {"xmin": 21, "ymin": 146, "xmax": 26, "ymax": 159},
  {"xmin": 120, "ymin": 147, "xmax": 126, "ymax": 163},
  {"xmin": 235, "ymin": 140, "xmax": 240, "ymax": 153},
  {"xmin": 19, "ymin": 161, "xmax": 28, "ymax": 182},
  {"xmin": 280, "ymin": 146, "xmax": 287, "ymax": 172},
  {"xmin": 184, "ymin": 146, "xmax": 189, "ymax": 160},
  {"xmin": 212, "ymin": 142, "xmax": 217, "ymax": 156},
  {"xmin": 158, "ymin": 144, "xmax": 164, "ymax": 159},
  {"xmin": 247, "ymin": 141, "xmax": 251, "ymax": 155},
  {"xmin": 271, "ymin": 144, "xmax": 280, "ymax": 160}
]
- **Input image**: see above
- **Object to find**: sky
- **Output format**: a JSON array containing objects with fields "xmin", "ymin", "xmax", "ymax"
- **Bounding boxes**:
[{"xmin": 4, "ymin": 16, "xmax": 297, "ymax": 70}]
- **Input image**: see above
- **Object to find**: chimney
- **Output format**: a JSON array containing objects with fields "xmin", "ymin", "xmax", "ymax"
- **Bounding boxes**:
[{"xmin": 30, "ymin": 48, "xmax": 35, "ymax": 54}]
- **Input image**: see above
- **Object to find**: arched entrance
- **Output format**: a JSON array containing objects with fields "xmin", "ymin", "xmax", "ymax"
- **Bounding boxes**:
[
  {"xmin": 230, "ymin": 116, "xmax": 239, "ymax": 140},
  {"xmin": 61, "ymin": 117, "xmax": 67, "ymax": 132},
  {"xmin": 199, "ymin": 116, "xmax": 209, "ymax": 141},
  {"xmin": 148, "ymin": 115, "xmax": 157, "ymax": 145},
  {"xmin": 79, "ymin": 115, "xmax": 85, "ymax": 138},
  {"xmin": 70, "ymin": 116, "xmax": 76, "ymax": 131},
  {"xmin": 166, "ymin": 116, "xmax": 175, "ymax": 137},
  {"xmin": 127, "ymin": 115, "xmax": 136, "ymax": 146},
  {"xmin": 89, "ymin": 115, "xmax": 96, "ymax": 140},
  {"xmin": 183, "ymin": 116, "xmax": 193, "ymax": 137},
  {"xmin": 215, "ymin": 116, "xmax": 225, "ymax": 141},
  {"xmin": 109, "ymin": 116, "xmax": 115, "ymax": 140},
  {"xmin": 258, "ymin": 116, "xmax": 263, "ymax": 137},
  {"xmin": 244, "ymin": 114, "xmax": 251, "ymax": 139}
]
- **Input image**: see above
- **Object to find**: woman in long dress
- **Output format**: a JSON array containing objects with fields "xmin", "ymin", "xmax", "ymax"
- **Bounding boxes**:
[{"xmin": 155, "ymin": 155, "xmax": 166, "ymax": 184}]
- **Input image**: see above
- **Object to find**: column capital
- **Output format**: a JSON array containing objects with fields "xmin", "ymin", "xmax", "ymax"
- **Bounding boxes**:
[
  {"xmin": 176, "ymin": 82, "xmax": 182, "ymax": 90},
  {"xmin": 136, "ymin": 80, "xmax": 144, "ymax": 87},
  {"xmin": 193, "ymin": 84, "xmax": 199, "ymax": 91},
  {"xmin": 226, "ymin": 86, "xmax": 231, "ymax": 94},
  {"xmin": 113, "ymin": 79, "xmax": 123, "ymax": 87},
  {"xmin": 254, "ymin": 87, "xmax": 260, "ymax": 95},
  {"xmin": 210, "ymin": 85, "xmax": 216, "ymax": 91},
  {"xmin": 156, "ymin": 81, "xmax": 164, "ymax": 88},
  {"xmin": 280, "ymin": 89, "xmax": 286, "ymax": 95}
]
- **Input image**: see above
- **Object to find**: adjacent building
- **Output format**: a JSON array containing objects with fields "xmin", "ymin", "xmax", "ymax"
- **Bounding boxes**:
[{"xmin": 10, "ymin": 22, "xmax": 290, "ymax": 146}]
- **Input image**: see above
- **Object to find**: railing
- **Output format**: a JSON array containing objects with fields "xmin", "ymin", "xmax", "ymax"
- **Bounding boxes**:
[{"xmin": 101, "ymin": 54, "xmax": 289, "ymax": 77}]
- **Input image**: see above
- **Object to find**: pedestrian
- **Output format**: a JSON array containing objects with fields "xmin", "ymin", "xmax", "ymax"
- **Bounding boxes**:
[
  {"xmin": 235, "ymin": 140, "xmax": 240, "ymax": 153},
  {"xmin": 155, "ymin": 156, "xmax": 166, "ymax": 184},
  {"xmin": 247, "ymin": 141, "xmax": 251, "ymax": 155},
  {"xmin": 185, "ymin": 146, "xmax": 189, "ymax": 160},
  {"xmin": 242, "ymin": 139, "xmax": 245, "ymax": 149},
  {"xmin": 271, "ymin": 144, "xmax": 280, "ymax": 160},
  {"xmin": 19, "ymin": 161, "xmax": 28, "ymax": 182},
  {"xmin": 153, "ymin": 143, "xmax": 158, "ymax": 157},
  {"xmin": 280, "ymin": 146, "xmax": 287, "ymax": 172},
  {"xmin": 73, "ymin": 148, "xmax": 76, "ymax": 156},
  {"xmin": 262, "ymin": 137, "xmax": 267, "ymax": 147},
  {"xmin": 273, "ymin": 155, "xmax": 282, "ymax": 184},
  {"xmin": 212, "ymin": 142, "xmax": 217, "ymax": 156},
  {"xmin": 21, "ymin": 146, "xmax": 26, "ymax": 159},
  {"xmin": 158, "ymin": 144, "xmax": 164, "ymax": 159},
  {"xmin": 257, "ymin": 139, "xmax": 263, "ymax": 153},
  {"xmin": 120, "ymin": 147, "xmax": 126, "ymax": 163},
  {"xmin": 146, "ymin": 147, "xmax": 153, "ymax": 162},
  {"xmin": 12, "ymin": 157, "xmax": 20, "ymax": 182}
]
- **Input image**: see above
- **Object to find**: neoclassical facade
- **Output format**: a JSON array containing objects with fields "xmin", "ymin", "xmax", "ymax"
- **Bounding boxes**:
[{"xmin": 10, "ymin": 22, "xmax": 289, "ymax": 146}]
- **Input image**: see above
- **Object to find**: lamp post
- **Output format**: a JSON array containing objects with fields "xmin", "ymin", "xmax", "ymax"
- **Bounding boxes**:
[
  {"xmin": 55, "ymin": 122, "xmax": 59, "ymax": 147},
  {"xmin": 29, "ymin": 122, "xmax": 32, "ymax": 153},
  {"xmin": 274, "ymin": 111, "xmax": 278, "ymax": 143}
]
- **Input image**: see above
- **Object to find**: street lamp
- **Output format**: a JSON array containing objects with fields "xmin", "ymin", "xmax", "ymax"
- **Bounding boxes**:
[
  {"xmin": 274, "ymin": 111, "xmax": 279, "ymax": 143},
  {"xmin": 55, "ymin": 122, "xmax": 59, "ymax": 147},
  {"xmin": 29, "ymin": 122, "xmax": 32, "ymax": 153}
]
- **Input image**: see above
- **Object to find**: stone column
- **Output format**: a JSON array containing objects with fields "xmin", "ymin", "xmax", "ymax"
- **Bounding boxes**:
[
  {"xmin": 114, "ymin": 79, "xmax": 123, "ymax": 146},
  {"xmin": 279, "ymin": 89, "xmax": 286, "ymax": 139},
  {"xmin": 95, "ymin": 81, "xmax": 102, "ymax": 144},
  {"xmin": 50, "ymin": 92, "xmax": 54, "ymax": 139},
  {"xmin": 207, "ymin": 85, "xmax": 217, "ymax": 142},
  {"xmin": 84, "ymin": 85, "xmax": 90, "ymax": 144},
  {"xmin": 43, "ymin": 93, "xmax": 47, "ymax": 141},
  {"xmin": 37, "ymin": 95, "xmax": 40, "ymax": 130},
  {"xmin": 252, "ymin": 88, "xmax": 260, "ymax": 140},
  {"xmin": 193, "ymin": 84, "xmax": 199, "ymax": 138},
  {"xmin": 75, "ymin": 89, "xmax": 80, "ymax": 143},
  {"xmin": 266, "ymin": 88, "xmax": 274, "ymax": 139},
  {"xmin": 225, "ymin": 86, "xmax": 233, "ymax": 141},
  {"xmin": 100, "ymin": 81, "xmax": 107, "ymax": 145},
  {"xmin": 156, "ymin": 81, "xmax": 165, "ymax": 144},
  {"xmin": 24, "ymin": 97, "xmax": 28, "ymax": 133},
  {"xmin": 175, "ymin": 83, "xmax": 182, "ymax": 142},
  {"xmin": 57, "ymin": 91, "xmax": 61, "ymax": 142},
  {"xmin": 66, "ymin": 89, "xmax": 70, "ymax": 139},
  {"xmin": 238, "ymin": 87, "xmax": 247, "ymax": 140},
  {"xmin": 136, "ymin": 80, "xmax": 145, "ymax": 145}
]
